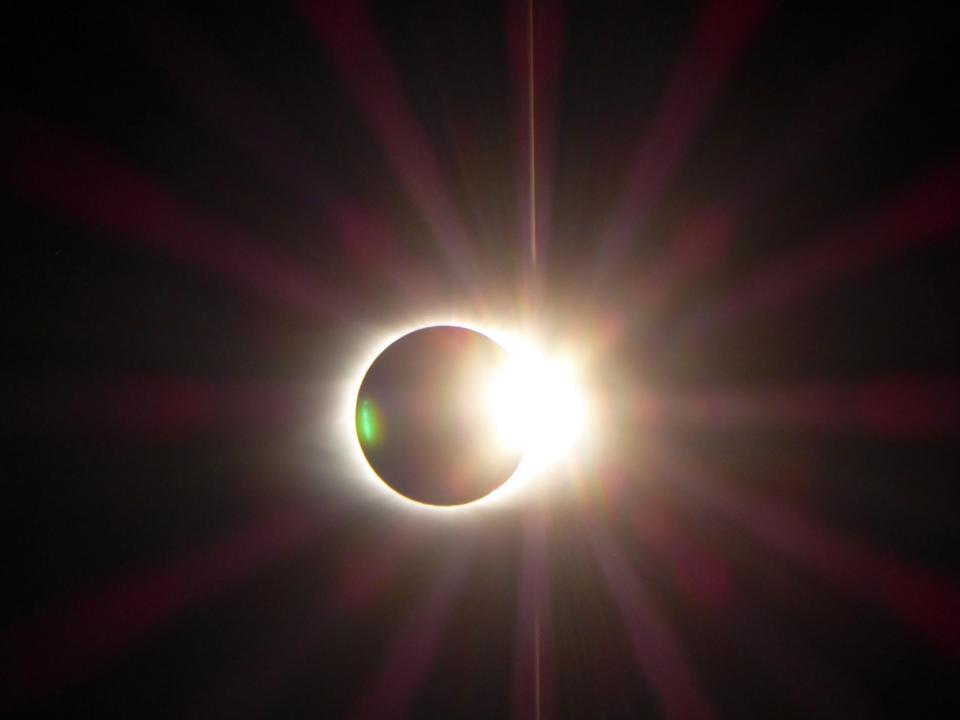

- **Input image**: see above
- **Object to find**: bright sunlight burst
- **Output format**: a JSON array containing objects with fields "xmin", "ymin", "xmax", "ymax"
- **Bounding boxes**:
[{"xmin": 484, "ymin": 344, "xmax": 588, "ymax": 467}]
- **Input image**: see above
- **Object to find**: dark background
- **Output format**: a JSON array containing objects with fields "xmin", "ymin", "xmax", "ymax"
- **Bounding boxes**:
[{"xmin": 2, "ymin": 1, "xmax": 958, "ymax": 717}]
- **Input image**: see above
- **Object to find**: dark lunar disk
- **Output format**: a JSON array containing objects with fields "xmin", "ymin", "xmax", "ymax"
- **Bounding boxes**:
[{"xmin": 356, "ymin": 325, "xmax": 522, "ymax": 506}]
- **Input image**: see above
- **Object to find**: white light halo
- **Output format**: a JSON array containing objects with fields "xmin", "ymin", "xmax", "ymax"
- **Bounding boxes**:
[{"xmin": 337, "ymin": 315, "xmax": 587, "ymax": 514}]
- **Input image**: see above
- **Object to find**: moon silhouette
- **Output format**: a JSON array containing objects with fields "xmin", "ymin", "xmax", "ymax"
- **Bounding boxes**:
[{"xmin": 355, "ymin": 325, "xmax": 522, "ymax": 507}]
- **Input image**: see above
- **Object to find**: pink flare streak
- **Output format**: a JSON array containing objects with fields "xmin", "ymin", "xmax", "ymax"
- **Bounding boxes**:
[
  {"xmin": 596, "ymin": 0, "xmax": 769, "ymax": 276},
  {"xmin": 664, "ymin": 376, "xmax": 960, "ymax": 439},
  {"xmin": 632, "ymin": 504, "xmax": 733, "ymax": 611},
  {"xmin": 187, "ymin": 522, "xmax": 430, "ymax": 718},
  {"xmin": 630, "ymin": 32, "xmax": 904, "ymax": 313},
  {"xmin": 666, "ymin": 457, "xmax": 960, "ymax": 657},
  {"xmin": 351, "ymin": 545, "xmax": 470, "ymax": 720},
  {"xmin": 585, "ymin": 513, "xmax": 717, "ymax": 720},
  {"xmin": 300, "ymin": 0, "xmax": 477, "ymax": 287},
  {"xmin": 511, "ymin": 510, "xmax": 555, "ymax": 720},
  {"xmin": 3, "ymin": 505, "xmax": 318, "ymax": 701},
  {"xmin": 331, "ymin": 198, "xmax": 441, "ymax": 298},
  {"xmin": 144, "ymin": 24, "xmax": 429, "ymax": 299},
  {"xmin": 14, "ymin": 376, "xmax": 306, "ymax": 439},
  {"xmin": 633, "ymin": 205, "xmax": 734, "ymax": 310},
  {"xmin": 335, "ymin": 524, "xmax": 427, "ymax": 611},
  {"xmin": 631, "ymin": 502, "xmax": 872, "ymax": 716},
  {"xmin": 0, "ymin": 117, "xmax": 349, "ymax": 319},
  {"xmin": 681, "ymin": 155, "xmax": 960, "ymax": 340},
  {"xmin": 507, "ymin": 0, "xmax": 565, "ymax": 269}
]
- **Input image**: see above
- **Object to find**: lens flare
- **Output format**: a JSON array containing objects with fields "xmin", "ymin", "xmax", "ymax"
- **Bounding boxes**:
[
  {"xmin": 486, "ymin": 346, "xmax": 587, "ymax": 466},
  {"xmin": 357, "ymin": 398, "xmax": 380, "ymax": 445}
]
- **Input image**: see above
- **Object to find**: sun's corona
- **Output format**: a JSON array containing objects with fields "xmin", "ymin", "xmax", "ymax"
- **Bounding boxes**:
[{"xmin": 340, "ymin": 318, "xmax": 590, "ymax": 513}]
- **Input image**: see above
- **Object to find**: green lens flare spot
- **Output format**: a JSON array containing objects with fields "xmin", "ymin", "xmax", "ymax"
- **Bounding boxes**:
[{"xmin": 357, "ymin": 398, "xmax": 379, "ymax": 445}]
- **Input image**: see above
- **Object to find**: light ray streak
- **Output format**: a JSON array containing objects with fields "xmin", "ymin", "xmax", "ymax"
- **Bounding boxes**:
[
  {"xmin": 334, "ymin": 521, "xmax": 432, "ymax": 612},
  {"xmin": 728, "ymin": 25, "xmax": 908, "ymax": 214},
  {"xmin": 185, "ymin": 520, "xmax": 431, "ymax": 719},
  {"xmin": 528, "ymin": 0, "xmax": 537, "ymax": 268},
  {"xmin": 139, "ymin": 19, "xmax": 431, "ymax": 299},
  {"xmin": 534, "ymin": 611, "xmax": 541, "ymax": 720},
  {"xmin": 659, "ymin": 376, "xmax": 960, "ymax": 439},
  {"xmin": 511, "ymin": 509, "xmax": 553, "ymax": 720},
  {"xmin": 628, "ymin": 23, "xmax": 908, "ymax": 316},
  {"xmin": 584, "ymin": 512, "xmax": 716, "ymax": 720},
  {"xmin": 508, "ymin": 0, "xmax": 563, "ymax": 286},
  {"xmin": 0, "ymin": 117, "xmax": 352, "ymax": 320},
  {"xmin": 300, "ymin": 0, "xmax": 478, "ymax": 291},
  {"xmin": 593, "ymin": 0, "xmax": 769, "ymax": 282},
  {"xmin": 3, "ymin": 505, "xmax": 322, "ymax": 702},
  {"xmin": 676, "ymin": 155, "xmax": 960, "ymax": 341},
  {"xmin": 9, "ymin": 376, "xmax": 309, "ymax": 440},
  {"xmin": 630, "ymin": 501, "xmax": 872, "ymax": 717},
  {"xmin": 137, "ymin": 15, "xmax": 339, "ymax": 213},
  {"xmin": 351, "ymin": 541, "xmax": 472, "ymax": 719},
  {"xmin": 722, "ymin": 602, "xmax": 873, "ymax": 718},
  {"xmin": 631, "ymin": 205, "xmax": 734, "ymax": 312},
  {"xmin": 659, "ymin": 448, "xmax": 960, "ymax": 657}
]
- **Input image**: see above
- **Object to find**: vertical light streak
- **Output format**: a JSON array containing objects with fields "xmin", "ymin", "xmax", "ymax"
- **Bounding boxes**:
[
  {"xmin": 527, "ymin": 5, "xmax": 542, "ymax": 693},
  {"xmin": 534, "ymin": 610, "xmax": 541, "ymax": 720},
  {"xmin": 512, "ymin": 508, "xmax": 553, "ymax": 719},
  {"xmin": 528, "ymin": 0, "xmax": 537, "ymax": 268}
]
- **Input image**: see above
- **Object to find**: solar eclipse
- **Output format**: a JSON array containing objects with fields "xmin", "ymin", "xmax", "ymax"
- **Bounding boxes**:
[{"xmin": 350, "ymin": 321, "xmax": 589, "ymax": 510}]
